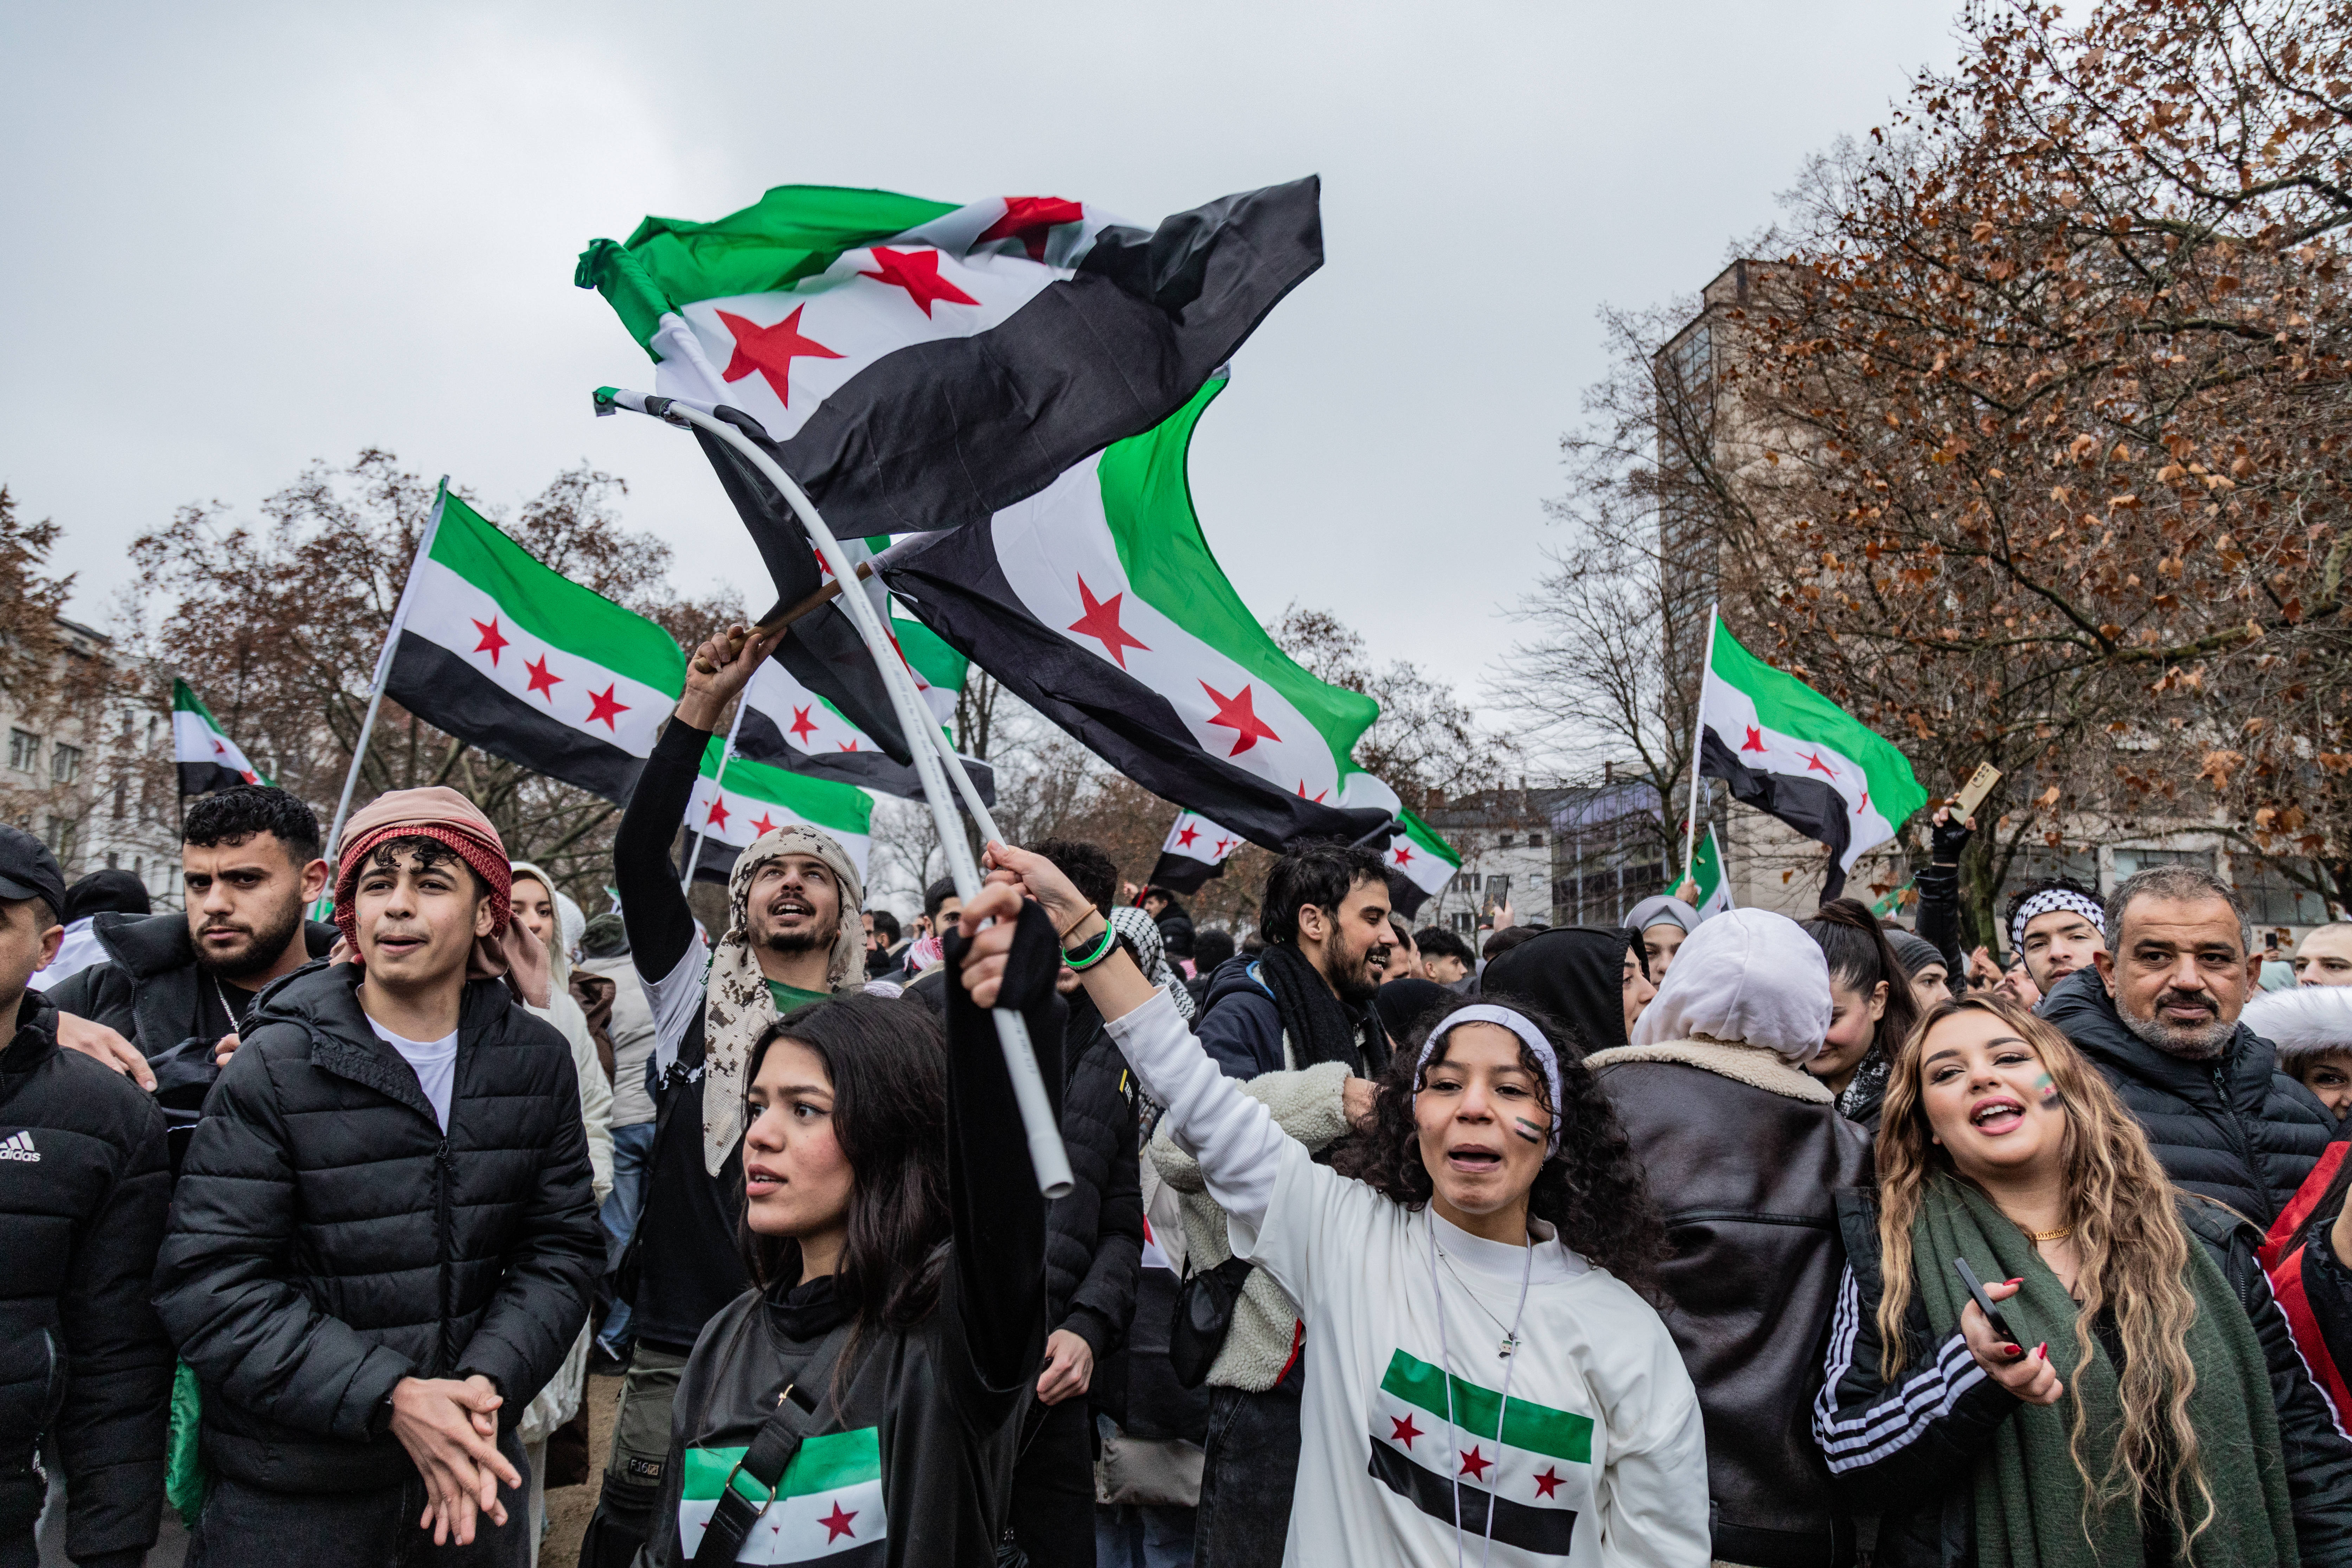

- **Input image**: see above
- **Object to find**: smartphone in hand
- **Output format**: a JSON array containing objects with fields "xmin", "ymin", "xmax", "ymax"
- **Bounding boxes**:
[{"xmin": 1953, "ymin": 1256, "xmax": 2016, "ymax": 1345}]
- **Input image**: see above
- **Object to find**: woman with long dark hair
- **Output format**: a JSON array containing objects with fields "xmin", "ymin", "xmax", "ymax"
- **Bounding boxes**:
[
  {"xmin": 1814, "ymin": 993, "xmax": 2352, "ymax": 1566},
  {"xmin": 964, "ymin": 845, "xmax": 1709, "ymax": 1568},
  {"xmin": 1798, "ymin": 898, "xmax": 1921, "ymax": 1127},
  {"xmin": 640, "ymin": 934, "xmax": 1058, "ymax": 1568}
]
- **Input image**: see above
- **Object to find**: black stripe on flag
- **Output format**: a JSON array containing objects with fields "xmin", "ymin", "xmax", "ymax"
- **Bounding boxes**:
[
  {"xmin": 747, "ymin": 178, "xmax": 1321, "ymax": 544},
  {"xmin": 383, "ymin": 633, "xmax": 648, "ymax": 805},
  {"xmin": 1148, "ymin": 850, "xmax": 1227, "ymax": 897},
  {"xmin": 1698, "ymin": 727, "xmax": 1856, "ymax": 901},
  {"xmin": 735, "ymin": 703, "xmax": 995, "ymax": 804},
  {"xmin": 177, "ymin": 760, "xmax": 253, "ymax": 797},
  {"xmin": 1366, "ymin": 1442, "xmax": 1578, "ymax": 1556},
  {"xmin": 884, "ymin": 538, "xmax": 1390, "ymax": 852}
]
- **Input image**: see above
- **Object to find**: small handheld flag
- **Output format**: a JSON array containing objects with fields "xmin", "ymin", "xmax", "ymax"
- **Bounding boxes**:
[
  {"xmin": 681, "ymin": 738, "xmax": 874, "ymax": 886},
  {"xmin": 1687, "ymin": 823, "xmax": 1734, "ymax": 920},
  {"xmin": 1149, "ymin": 810, "xmax": 1244, "ymax": 895},
  {"xmin": 172, "ymin": 679, "xmax": 269, "ymax": 795}
]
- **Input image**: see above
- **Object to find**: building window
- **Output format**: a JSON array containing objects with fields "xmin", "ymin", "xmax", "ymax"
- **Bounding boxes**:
[
  {"xmin": 1499, "ymin": 834, "xmax": 1515, "ymax": 849},
  {"xmin": 1526, "ymin": 832, "xmax": 1543, "ymax": 847},
  {"xmin": 51, "ymin": 743, "xmax": 82, "ymax": 785},
  {"xmin": 105, "ymin": 851, "xmax": 119, "ymax": 870},
  {"xmin": 112, "ymin": 776, "xmax": 127, "ymax": 819},
  {"xmin": 7, "ymin": 729, "xmax": 36, "ymax": 774},
  {"xmin": 133, "ymin": 856, "xmax": 143, "ymax": 885},
  {"xmin": 2237, "ymin": 859, "xmax": 2329, "ymax": 927},
  {"xmin": 45, "ymin": 816, "xmax": 75, "ymax": 865}
]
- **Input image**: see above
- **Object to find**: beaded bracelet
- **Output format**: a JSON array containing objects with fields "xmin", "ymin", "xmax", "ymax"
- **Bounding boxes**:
[{"xmin": 1063, "ymin": 921, "xmax": 1119, "ymax": 972}]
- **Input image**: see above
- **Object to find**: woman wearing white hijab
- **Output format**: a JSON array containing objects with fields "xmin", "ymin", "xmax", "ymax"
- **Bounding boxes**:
[
  {"xmin": 1582, "ymin": 909, "xmax": 1872, "ymax": 1568},
  {"xmin": 508, "ymin": 861, "xmax": 614, "ymax": 1562}
]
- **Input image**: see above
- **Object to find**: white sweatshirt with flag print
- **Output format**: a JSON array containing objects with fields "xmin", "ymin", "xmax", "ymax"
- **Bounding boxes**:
[{"xmin": 1103, "ymin": 990, "xmax": 1709, "ymax": 1568}]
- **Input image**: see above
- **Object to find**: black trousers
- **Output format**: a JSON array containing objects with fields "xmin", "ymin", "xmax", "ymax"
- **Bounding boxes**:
[
  {"xmin": 185, "ymin": 1430, "xmax": 529, "ymax": 1568},
  {"xmin": 1010, "ymin": 1396, "xmax": 1097, "ymax": 1568}
]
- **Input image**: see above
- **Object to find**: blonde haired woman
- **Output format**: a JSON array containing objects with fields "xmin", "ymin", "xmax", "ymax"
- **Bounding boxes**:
[{"xmin": 1812, "ymin": 993, "xmax": 2352, "ymax": 1566}]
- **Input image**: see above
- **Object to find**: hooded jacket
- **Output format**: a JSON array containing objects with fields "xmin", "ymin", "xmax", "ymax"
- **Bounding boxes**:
[
  {"xmin": 152, "ymin": 962, "xmax": 604, "ymax": 1493},
  {"xmin": 1583, "ymin": 910, "xmax": 1866, "ymax": 1568},
  {"xmin": 0, "ymin": 989, "xmax": 172, "ymax": 1568},
  {"xmin": 2040, "ymin": 967, "xmax": 2334, "ymax": 1223},
  {"xmin": 1047, "ymin": 993, "xmax": 1144, "ymax": 1381}
]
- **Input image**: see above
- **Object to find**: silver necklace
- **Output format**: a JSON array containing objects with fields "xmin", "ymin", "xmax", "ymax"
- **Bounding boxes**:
[
  {"xmin": 1436, "ymin": 1246, "xmax": 1524, "ymax": 1358},
  {"xmin": 1428, "ymin": 1222, "xmax": 1536, "ymax": 1568}
]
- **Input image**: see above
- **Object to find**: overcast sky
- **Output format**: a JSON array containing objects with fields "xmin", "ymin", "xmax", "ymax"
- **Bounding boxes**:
[{"xmin": 2, "ymin": 1, "xmax": 1963, "ymax": 725}]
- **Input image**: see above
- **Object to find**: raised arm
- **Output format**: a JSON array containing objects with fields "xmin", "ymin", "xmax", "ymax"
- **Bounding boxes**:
[{"xmin": 958, "ymin": 850, "xmax": 1292, "ymax": 1237}]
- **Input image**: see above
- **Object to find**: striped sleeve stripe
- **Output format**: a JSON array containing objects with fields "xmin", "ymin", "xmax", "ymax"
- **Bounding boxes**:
[{"xmin": 1812, "ymin": 1269, "xmax": 1989, "ymax": 1472}]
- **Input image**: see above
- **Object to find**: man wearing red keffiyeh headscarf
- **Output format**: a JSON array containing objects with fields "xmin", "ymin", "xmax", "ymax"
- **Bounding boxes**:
[{"xmin": 153, "ymin": 786, "xmax": 603, "ymax": 1567}]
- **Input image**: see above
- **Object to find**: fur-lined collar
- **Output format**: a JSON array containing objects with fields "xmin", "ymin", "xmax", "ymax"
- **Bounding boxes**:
[
  {"xmin": 1584, "ymin": 1037, "xmax": 1835, "ymax": 1103},
  {"xmin": 2242, "ymin": 985, "xmax": 2352, "ymax": 1061}
]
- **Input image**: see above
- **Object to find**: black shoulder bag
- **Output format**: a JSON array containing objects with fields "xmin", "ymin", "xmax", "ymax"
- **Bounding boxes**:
[
  {"xmin": 689, "ymin": 1325, "xmax": 856, "ymax": 1568},
  {"xmin": 1167, "ymin": 1255, "xmax": 1255, "ymax": 1389}
]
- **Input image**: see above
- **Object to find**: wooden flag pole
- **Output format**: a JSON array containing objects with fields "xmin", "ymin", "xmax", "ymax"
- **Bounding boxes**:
[
  {"xmin": 691, "ymin": 535, "xmax": 930, "ymax": 675},
  {"xmin": 325, "ymin": 477, "xmax": 449, "ymax": 864},
  {"xmin": 609, "ymin": 390, "xmax": 1073, "ymax": 1200}
]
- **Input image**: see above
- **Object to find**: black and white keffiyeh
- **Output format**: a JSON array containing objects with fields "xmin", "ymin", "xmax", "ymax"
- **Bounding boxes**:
[{"xmin": 2007, "ymin": 887, "xmax": 2105, "ymax": 956}]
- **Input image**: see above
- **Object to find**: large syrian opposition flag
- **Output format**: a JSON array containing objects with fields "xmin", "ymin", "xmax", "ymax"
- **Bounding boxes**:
[
  {"xmin": 1696, "ymin": 613, "xmax": 1925, "ymax": 900},
  {"xmin": 380, "ymin": 490, "xmax": 686, "ymax": 804},
  {"xmin": 733, "ymin": 651, "xmax": 994, "ymax": 805},
  {"xmin": 1149, "ymin": 809, "xmax": 1243, "ymax": 895},
  {"xmin": 677, "ymin": 1424, "xmax": 884, "ymax": 1564},
  {"xmin": 886, "ymin": 376, "xmax": 1393, "ymax": 850},
  {"xmin": 682, "ymin": 737, "xmax": 874, "ymax": 886},
  {"xmin": 1369, "ymin": 1348, "xmax": 1588, "ymax": 1560},
  {"xmin": 172, "ymin": 679, "xmax": 269, "ymax": 795}
]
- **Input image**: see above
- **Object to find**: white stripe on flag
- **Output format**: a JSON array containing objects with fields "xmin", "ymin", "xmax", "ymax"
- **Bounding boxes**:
[
  {"xmin": 685, "ymin": 777, "xmax": 873, "ymax": 881},
  {"xmin": 1371, "ymin": 1386, "xmax": 1591, "ymax": 1515},
  {"xmin": 401, "ymin": 557, "xmax": 674, "ymax": 758},
  {"xmin": 170, "ymin": 710, "xmax": 261, "ymax": 782},
  {"xmin": 1700, "ymin": 667, "xmax": 1899, "ymax": 866},
  {"xmin": 1161, "ymin": 812, "xmax": 1241, "ymax": 868},
  {"xmin": 677, "ymin": 1476, "xmax": 886, "ymax": 1563}
]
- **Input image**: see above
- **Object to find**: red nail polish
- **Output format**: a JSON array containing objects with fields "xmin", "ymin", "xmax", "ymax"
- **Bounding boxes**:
[
  {"xmin": 2033, "ymin": 1342, "xmax": 2047, "ymax": 1360},
  {"xmin": 2001, "ymin": 1343, "xmax": 2021, "ymax": 1357},
  {"xmin": 2005, "ymin": 1278, "xmax": 2021, "ymax": 1287}
]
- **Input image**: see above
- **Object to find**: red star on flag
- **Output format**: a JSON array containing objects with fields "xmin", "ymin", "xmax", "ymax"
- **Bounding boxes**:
[
  {"xmin": 524, "ymin": 655, "xmax": 563, "ymax": 701},
  {"xmin": 1741, "ymin": 724, "xmax": 1767, "ymax": 753},
  {"xmin": 1175, "ymin": 824, "xmax": 1200, "ymax": 849},
  {"xmin": 977, "ymin": 196, "xmax": 1085, "ymax": 260},
  {"xmin": 716, "ymin": 304, "xmax": 843, "ymax": 408},
  {"xmin": 472, "ymin": 616, "xmax": 508, "ymax": 666},
  {"xmin": 211, "ymin": 740, "xmax": 226, "ymax": 756},
  {"xmin": 704, "ymin": 798, "xmax": 730, "ymax": 830},
  {"xmin": 1199, "ymin": 681, "xmax": 1280, "ymax": 756},
  {"xmin": 1392, "ymin": 845, "xmax": 1416, "ymax": 867},
  {"xmin": 1533, "ymin": 1466, "xmax": 1564, "ymax": 1499},
  {"xmin": 1295, "ymin": 781, "xmax": 1327, "ymax": 802},
  {"xmin": 1804, "ymin": 751, "xmax": 1837, "ymax": 775},
  {"xmin": 1389, "ymin": 1414, "xmax": 1423, "ymax": 1448},
  {"xmin": 839, "ymin": 740, "xmax": 860, "ymax": 752},
  {"xmin": 1457, "ymin": 1446, "xmax": 1492, "ymax": 1481},
  {"xmin": 858, "ymin": 245, "xmax": 980, "ymax": 317},
  {"xmin": 584, "ymin": 684, "xmax": 630, "ymax": 730},
  {"xmin": 1066, "ymin": 576, "xmax": 1149, "ymax": 667},
  {"xmin": 752, "ymin": 812, "xmax": 778, "ymax": 836},
  {"xmin": 788, "ymin": 706, "xmax": 820, "ymax": 744},
  {"xmin": 1211, "ymin": 837, "xmax": 1234, "ymax": 857},
  {"xmin": 1857, "ymin": 788, "xmax": 1870, "ymax": 813},
  {"xmin": 817, "ymin": 1502, "xmax": 858, "ymax": 1543}
]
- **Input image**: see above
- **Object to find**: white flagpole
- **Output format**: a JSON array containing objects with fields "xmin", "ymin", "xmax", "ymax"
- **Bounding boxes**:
[
  {"xmin": 1681, "ymin": 603, "xmax": 1721, "ymax": 884},
  {"xmin": 324, "ymin": 476, "xmax": 449, "ymax": 863},
  {"xmin": 680, "ymin": 699, "xmax": 750, "ymax": 897},
  {"xmin": 610, "ymin": 391, "xmax": 1072, "ymax": 1199}
]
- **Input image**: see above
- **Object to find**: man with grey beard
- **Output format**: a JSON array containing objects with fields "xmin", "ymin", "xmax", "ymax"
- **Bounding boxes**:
[{"xmin": 2041, "ymin": 863, "xmax": 2335, "ymax": 1222}]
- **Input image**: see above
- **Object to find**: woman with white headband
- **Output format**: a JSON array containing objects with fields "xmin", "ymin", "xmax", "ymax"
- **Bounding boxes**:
[{"xmin": 962, "ymin": 843, "xmax": 1710, "ymax": 1568}]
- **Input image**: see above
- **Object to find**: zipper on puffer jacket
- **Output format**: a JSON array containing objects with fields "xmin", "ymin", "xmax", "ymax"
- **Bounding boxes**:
[
  {"xmin": 2208, "ymin": 1060, "xmax": 2269, "ymax": 1213},
  {"xmin": 435, "ymin": 1137, "xmax": 456, "ymax": 1376}
]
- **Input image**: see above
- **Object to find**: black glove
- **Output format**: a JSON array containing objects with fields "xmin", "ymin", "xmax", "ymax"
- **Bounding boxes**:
[{"xmin": 1930, "ymin": 811, "xmax": 1973, "ymax": 865}]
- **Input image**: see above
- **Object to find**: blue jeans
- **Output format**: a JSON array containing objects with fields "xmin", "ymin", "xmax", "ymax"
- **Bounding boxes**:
[
  {"xmin": 1096, "ymin": 1505, "xmax": 1194, "ymax": 1568},
  {"xmin": 595, "ymin": 1121, "xmax": 657, "ymax": 1352}
]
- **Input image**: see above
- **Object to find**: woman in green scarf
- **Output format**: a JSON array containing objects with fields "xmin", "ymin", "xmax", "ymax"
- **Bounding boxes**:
[{"xmin": 1812, "ymin": 993, "xmax": 2352, "ymax": 1567}]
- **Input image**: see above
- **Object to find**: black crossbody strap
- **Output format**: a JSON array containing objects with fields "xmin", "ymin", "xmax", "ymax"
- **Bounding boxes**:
[{"xmin": 690, "ymin": 1324, "xmax": 857, "ymax": 1567}]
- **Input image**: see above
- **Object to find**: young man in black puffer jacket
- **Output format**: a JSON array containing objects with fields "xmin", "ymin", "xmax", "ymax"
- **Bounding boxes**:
[
  {"xmin": 153, "ymin": 791, "xmax": 601, "ymax": 1565},
  {"xmin": 0, "ymin": 827, "xmax": 172, "ymax": 1568},
  {"xmin": 1010, "ymin": 840, "xmax": 1143, "ymax": 1568}
]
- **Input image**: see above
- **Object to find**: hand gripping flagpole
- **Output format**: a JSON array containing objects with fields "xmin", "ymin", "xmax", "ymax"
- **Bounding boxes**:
[{"xmin": 600, "ymin": 390, "xmax": 1072, "ymax": 1200}]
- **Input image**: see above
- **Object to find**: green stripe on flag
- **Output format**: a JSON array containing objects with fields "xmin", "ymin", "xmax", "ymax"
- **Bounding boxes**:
[
  {"xmin": 1399, "ymin": 808, "xmax": 1461, "ymax": 871},
  {"xmin": 1378, "ymin": 1349, "xmax": 1592, "ymax": 1464},
  {"xmin": 700, "ymin": 739, "xmax": 873, "ymax": 839},
  {"xmin": 891, "ymin": 609, "xmax": 968, "ymax": 694},
  {"xmin": 1099, "ymin": 378, "xmax": 1377, "ymax": 773},
  {"xmin": 576, "ymin": 186, "xmax": 961, "ymax": 353},
  {"xmin": 1710, "ymin": 616, "xmax": 1925, "ymax": 826},
  {"xmin": 680, "ymin": 1427, "xmax": 882, "ymax": 1503},
  {"xmin": 426, "ymin": 495, "xmax": 685, "ymax": 695}
]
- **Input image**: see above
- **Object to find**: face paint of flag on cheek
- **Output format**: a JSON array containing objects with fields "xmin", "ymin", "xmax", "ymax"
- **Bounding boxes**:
[
  {"xmin": 2033, "ymin": 1070, "xmax": 2062, "ymax": 1109},
  {"xmin": 1513, "ymin": 1116, "xmax": 1547, "ymax": 1145}
]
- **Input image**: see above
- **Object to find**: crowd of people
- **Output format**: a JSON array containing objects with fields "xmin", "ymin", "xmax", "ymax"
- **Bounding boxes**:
[{"xmin": 7, "ymin": 620, "xmax": 2352, "ymax": 1568}]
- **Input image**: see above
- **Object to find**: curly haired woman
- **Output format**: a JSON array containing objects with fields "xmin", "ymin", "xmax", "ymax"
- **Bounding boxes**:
[
  {"xmin": 1813, "ymin": 993, "xmax": 2352, "ymax": 1567},
  {"xmin": 963, "ymin": 843, "xmax": 1710, "ymax": 1568}
]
